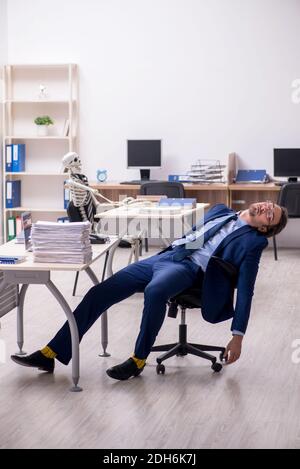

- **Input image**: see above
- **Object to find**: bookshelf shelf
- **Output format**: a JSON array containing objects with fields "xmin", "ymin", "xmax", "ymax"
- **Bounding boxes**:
[
  {"xmin": 5, "ymin": 208, "xmax": 67, "ymax": 213},
  {"xmin": 8, "ymin": 64, "xmax": 76, "ymax": 69},
  {"xmin": 2, "ymin": 63, "xmax": 78, "ymax": 240},
  {"xmin": 4, "ymin": 100, "xmax": 73, "ymax": 104},
  {"xmin": 4, "ymin": 136, "xmax": 71, "ymax": 140},
  {"xmin": 5, "ymin": 172, "xmax": 66, "ymax": 177}
]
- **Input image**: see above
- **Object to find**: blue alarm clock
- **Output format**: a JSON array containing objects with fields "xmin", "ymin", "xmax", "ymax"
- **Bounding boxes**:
[{"xmin": 96, "ymin": 169, "xmax": 107, "ymax": 182}]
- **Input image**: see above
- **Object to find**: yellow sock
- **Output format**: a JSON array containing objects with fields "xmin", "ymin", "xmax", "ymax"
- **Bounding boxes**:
[
  {"xmin": 41, "ymin": 346, "xmax": 57, "ymax": 360},
  {"xmin": 132, "ymin": 355, "xmax": 146, "ymax": 369}
]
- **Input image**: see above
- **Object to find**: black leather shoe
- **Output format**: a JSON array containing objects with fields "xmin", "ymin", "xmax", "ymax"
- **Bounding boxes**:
[
  {"xmin": 106, "ymin": 358, "xmax": 145, "ymax": 381},
  {"xmin": 11, "ymin": 351, "xmax": 55, "ymax": 373}
]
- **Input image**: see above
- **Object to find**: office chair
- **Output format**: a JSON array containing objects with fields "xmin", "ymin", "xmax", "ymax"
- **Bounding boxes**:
[
  {"xmin": 140, "ymin": 181, "xmax": 185, "ymax": 198},
  {"xmin": 140, "ymin": 181, "xmax": 185, "ymax": 251},
  {"xmin": 151, "ymin": 256, "xmax": 237, "ymax": 374},
  {"xmin": 273, "ymin": 183, "xmax": 300, "ymax": 260}
]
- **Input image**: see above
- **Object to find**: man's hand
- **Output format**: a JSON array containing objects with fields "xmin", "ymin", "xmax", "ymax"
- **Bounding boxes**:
[{"xmin": 224, "ymin": 335, "xmax": 243, "ymax": 364}]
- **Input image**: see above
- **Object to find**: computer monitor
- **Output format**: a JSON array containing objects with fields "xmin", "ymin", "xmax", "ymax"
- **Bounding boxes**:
[
  {"xmin": 127, "ymin": 140, "xmax": 161, "ymax": 181},
  {"xmin": 274, "ymin": 148, "xmax": 300, "ymax": 182}
]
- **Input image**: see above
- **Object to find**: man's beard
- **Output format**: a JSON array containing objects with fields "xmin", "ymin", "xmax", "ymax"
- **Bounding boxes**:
[{"xmin": 249, "ymin": 204, "xmax": 257, "ymax": 217}]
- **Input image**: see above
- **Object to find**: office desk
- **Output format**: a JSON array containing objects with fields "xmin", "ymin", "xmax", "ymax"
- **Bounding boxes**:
[
  {"xmin": 95, "ymin": 203, "xmax": 209, "ymax": 245},
  {"xmin": 91, "ymin": 181, "xmax": 229, "ymax": 206},
  {"xmin": 92, "ymin": 182, "xmax": 281, "ymax": 211},
  {"xmin": 0, "ymin": 237, "xmax": 119, "ymax": 392},
  {"xmin": 229, "ymin": 183, "xmax": 280, "ymax": 210}
]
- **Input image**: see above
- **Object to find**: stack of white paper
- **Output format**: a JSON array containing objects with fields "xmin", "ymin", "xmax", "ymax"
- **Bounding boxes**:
[{"xmin": 31, "ymin": 221, "xmax": 92, "ymax": 264}]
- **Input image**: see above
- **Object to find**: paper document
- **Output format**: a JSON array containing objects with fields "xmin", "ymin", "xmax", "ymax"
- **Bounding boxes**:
[{"xmin": 31, "ymin": 221, "xmax": 92, "ymax": 264}]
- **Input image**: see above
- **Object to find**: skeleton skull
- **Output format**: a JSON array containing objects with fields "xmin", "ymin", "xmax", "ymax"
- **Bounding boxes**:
[{"xmin": 62, "ymin": 152, "xmax": 82, "ymax": 173}]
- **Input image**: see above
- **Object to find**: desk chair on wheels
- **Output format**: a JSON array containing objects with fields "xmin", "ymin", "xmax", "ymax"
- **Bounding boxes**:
[
  {"xmin": 273, "ymin": 183, "xmax": 300, "ymax": 260},
  {"xmin": 151, "ymin": 256, "xmax": 237, "ymax": 374},
  {"xmin": 140, "ymin": 181, "xmax": 185, "ymax": 252}
]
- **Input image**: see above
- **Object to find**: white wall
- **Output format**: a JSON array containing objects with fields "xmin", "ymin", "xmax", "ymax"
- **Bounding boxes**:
[
  {"xmin": 0, "ymin": 0, "xmax": 7, "ymax": 65},
  {"xmin": 6, "ymin": 0, "xmax": 300, "ymax": 180},
  {"xmin": 0, "ymin": 0, "xmax": 7, "ymax": 244},
  {"xmin": 5, "ymin": 0, "xmax": 300, "ymax": 245}
]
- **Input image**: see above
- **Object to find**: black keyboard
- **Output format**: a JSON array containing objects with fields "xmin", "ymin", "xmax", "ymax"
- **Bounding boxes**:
[{"xmin": 120, "ymin": 180, "xmax": 157, "ymax": 185}]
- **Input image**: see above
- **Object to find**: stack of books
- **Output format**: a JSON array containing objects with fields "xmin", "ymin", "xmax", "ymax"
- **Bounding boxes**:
[
  {"xmin": 0, "ymin": 255, "xmax": 26, "ymax": 265},
  {"xmin": 31, "ymin": 221, "xmax": 92, "ymax": 264}
]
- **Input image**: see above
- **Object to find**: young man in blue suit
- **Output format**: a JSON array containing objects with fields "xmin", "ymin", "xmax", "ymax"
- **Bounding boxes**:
[{"xmin": 12, "ymin": 201, "xmax": 287, "ymax": 380}]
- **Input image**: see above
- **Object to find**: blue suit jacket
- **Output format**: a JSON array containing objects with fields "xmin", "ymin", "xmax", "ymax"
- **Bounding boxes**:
[{"xmin": 173, "ymin": 204, "xmax": 268, "ymax": 334}]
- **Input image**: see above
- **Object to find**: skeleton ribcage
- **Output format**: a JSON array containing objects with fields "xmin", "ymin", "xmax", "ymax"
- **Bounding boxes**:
[{"xmin": 69, "ymin": 173, "xmax": 94, "ymax": 223}]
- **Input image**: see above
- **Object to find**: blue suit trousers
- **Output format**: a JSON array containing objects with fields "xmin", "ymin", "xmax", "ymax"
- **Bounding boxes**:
[{"xmin": 48, "ymin": 250, "xmax": 200, "ymax": 364}]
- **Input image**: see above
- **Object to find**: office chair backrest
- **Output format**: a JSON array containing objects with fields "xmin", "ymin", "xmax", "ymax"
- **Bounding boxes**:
[
  {"xmin": 210, "ymin": 256, "xmax": 238, "ymax": 284},
  {"xmin": 168, "ymin": 256, "xmax": 238, "ymax": 315},
  {"xmin": 140, "ymin": 181, "xmax": 185, "ymax": 198},
  {"xmin": 278, "ymin": 183, "xmax": 300, "ymax": 218}
]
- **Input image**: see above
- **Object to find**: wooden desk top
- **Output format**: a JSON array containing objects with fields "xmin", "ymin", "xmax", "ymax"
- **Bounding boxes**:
[
  {"xmin": 91, "ymin": 181, "xmax": 280, "ymax": 192},
  {"xmin": 229, "ymin": 183, "xmax": 280, "ymax": 191},
  {"xmin": 90, "ymin": 181, "xmax": 228, "ymax": 191},
  {"xmin": 0, "ymin": 237, "xmax": 119, "ymax": 272},
  {"xmin": 182, "ymin": 183, "xmax": 227, "ymax": 191}
]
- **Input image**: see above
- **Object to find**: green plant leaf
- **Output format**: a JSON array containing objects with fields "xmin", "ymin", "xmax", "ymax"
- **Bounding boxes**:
[{"xmin": 34, "ymin": 115, "xmax": 54, "ymax": 125}]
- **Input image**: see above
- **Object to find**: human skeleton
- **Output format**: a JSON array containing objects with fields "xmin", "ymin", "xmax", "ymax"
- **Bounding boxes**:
[
  {"xmin": 61, "ymin": 150, "xmax": 125, "ymax": 237},
  {"xmin": 61, "ymin": 153, "xmax": 144, "ymax": 252},
  {"xmin": 62, "ymin": 152, "xmax": 97, "ymax": 224},
  {"xmin": 62, "ymin": 152, "xmax": 139, "ymax": 214}
]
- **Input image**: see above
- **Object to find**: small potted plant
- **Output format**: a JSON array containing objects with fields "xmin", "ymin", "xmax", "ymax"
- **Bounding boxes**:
[{"xmin": 34, "ymin": 115, "xmax": 54, "ymax": 136}]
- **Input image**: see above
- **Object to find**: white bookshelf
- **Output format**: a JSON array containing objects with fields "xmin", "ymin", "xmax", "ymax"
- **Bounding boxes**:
[{"xmin": 2, "ymin": 63, "xmax": 78, "ymax": 241}]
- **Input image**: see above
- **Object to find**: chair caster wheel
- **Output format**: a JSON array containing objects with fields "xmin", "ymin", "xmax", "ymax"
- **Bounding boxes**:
[
  {"xmin": 211, "ymin": 362, "xmax": 222, "ymax": 373},
  {"xmin": 156, "ymin": 364, "xmax": 165, "ymax": 375}
]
